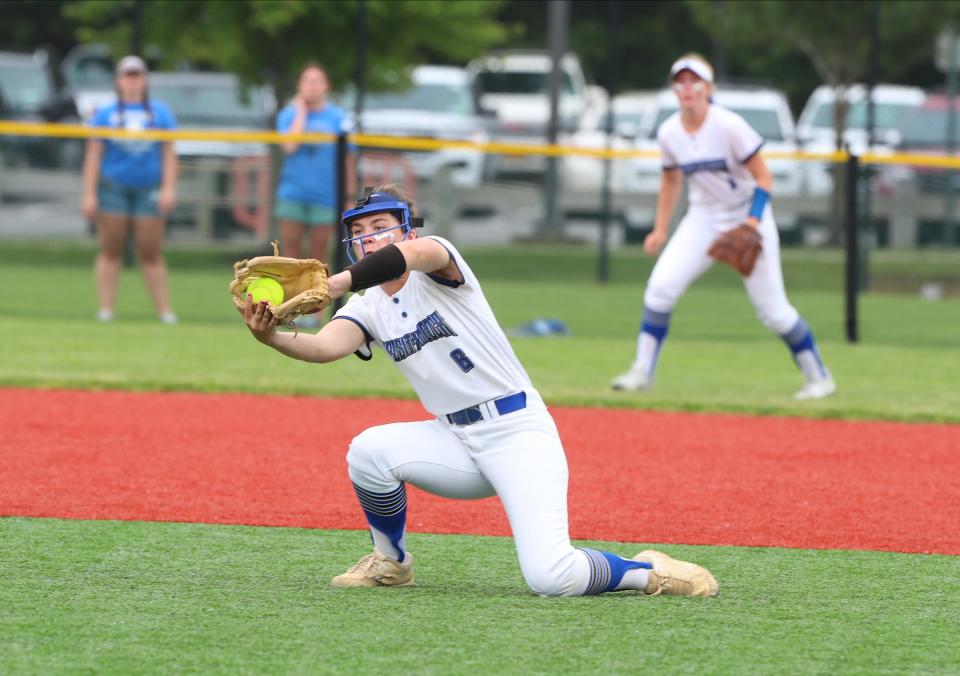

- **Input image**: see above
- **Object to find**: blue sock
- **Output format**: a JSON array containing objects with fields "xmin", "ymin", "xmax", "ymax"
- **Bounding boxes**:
[
  {"xmin": 641, "ymin": 306, "xmax": 671, "ymax": 343},
  {"xmin": 353, "ymin": 482, "xmax": 408, "ymax": 563},
  {"xmin": 780, "ymin": 317, "xmax": 827, "ymax": 380},
  {"xmin": 636, "ymin": 306, "xmax": 671, "ymax": 375},
  {"xmin": 578, "ymin": 548, "xmax": 652, "ymax": 595}
]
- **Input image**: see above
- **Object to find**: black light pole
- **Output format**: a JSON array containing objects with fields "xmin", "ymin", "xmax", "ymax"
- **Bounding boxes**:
[
  {"xmin": 542, "ymin": 0, "xmax": 569, "ymax": 236},
  {"xmin": 333, "ymin": 132, "xmax": 349, "ymax": 314},
  {"xmin": 860, "ymin": 0, "xmax": 879, "ymax": 290},
  {"xmin": 944, "ymin": 28, "xmax": 958, "ymax": 245},
  {"xmin": 597, "ymin": 0, "xmax": 620, "ymax": 283},
  {"xmin": 844, "ymin": 151, "xmax": 860, "ymax": 344},
  {"xmin": 352, "ymin": 0, "xmax": 367, "ymax": 195},
  {"xmin": 353, "ymin": 0, "xmax": 367, "ymax": 137},
  {"xmin": 130, "ymin": 0, "xmax": 144, "ymax": 56}
]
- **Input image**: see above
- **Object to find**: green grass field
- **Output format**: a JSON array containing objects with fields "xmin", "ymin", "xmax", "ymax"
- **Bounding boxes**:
[
  {"xmin": 3, "ymin": 239, "xmax": 958, "ymax": 421},
  {"xmin": 3, "ymin": 239, "xmax": 960, "ymax": 673},
  {"xmin": 3, "ymin": 519, "xmax": 959, "ymax": 674}
]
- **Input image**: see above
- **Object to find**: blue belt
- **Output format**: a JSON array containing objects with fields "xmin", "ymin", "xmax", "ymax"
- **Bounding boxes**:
[{"xmin": 445, "ymin": 391, "xmax": 527, "ymax": 426}]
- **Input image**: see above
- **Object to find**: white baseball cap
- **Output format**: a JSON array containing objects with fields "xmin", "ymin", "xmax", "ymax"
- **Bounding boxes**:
[
  {"xmin": 669, "ymin": 57, "xmax": 714, "ymax": 83},
  {"xmin": 116, "ymin": 55, "xmax": 147, "ymax": 75}
]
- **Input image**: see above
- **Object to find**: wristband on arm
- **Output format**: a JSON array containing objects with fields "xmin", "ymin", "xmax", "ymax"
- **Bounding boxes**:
[
  {"xmin": 347, "ymin": 243, "xmax": 407, "ymax": 291},
  {"xmin": 748, "ymin": 187, "xmax": 771, "ymax": 221}
]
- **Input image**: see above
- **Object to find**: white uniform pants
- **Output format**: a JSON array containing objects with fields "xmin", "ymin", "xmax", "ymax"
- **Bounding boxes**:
[
  {"xmin": 345, "ymin": 405, "xmax": 591, "ymax": 596},
  {"xmin": 644, "ymin": 206, "xmax": 800, "ymax": 334}
]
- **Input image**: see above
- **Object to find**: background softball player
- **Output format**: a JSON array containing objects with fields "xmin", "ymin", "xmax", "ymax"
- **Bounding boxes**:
[
  {"xmin": 611, "ymin": 54, "xmax": 836, "ymax": 400},
  {"xmin": 242, "ymin": 184, "xmax": 718, "ymax": 597}
]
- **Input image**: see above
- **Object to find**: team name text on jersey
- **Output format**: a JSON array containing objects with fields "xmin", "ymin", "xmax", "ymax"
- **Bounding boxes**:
[{"xmin": 383, "ymin": 311, "xmax": 458, "ymax": 362}]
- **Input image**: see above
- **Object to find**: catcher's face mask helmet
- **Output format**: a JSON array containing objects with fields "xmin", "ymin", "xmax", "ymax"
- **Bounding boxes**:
[{"xmin": 341, "ymin": 187, "xmax": 423, "ymax": 263}]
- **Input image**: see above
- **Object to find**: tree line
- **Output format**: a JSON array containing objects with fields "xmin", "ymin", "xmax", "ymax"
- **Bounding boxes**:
[{"xmin": 1, "ymin": 0, "xmax": 956, "ymax": 115}]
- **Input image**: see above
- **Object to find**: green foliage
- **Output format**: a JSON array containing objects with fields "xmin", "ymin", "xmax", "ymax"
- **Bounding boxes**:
[
  {"xmin": 65, "ymin": 0, "xmax": 508, "ymax": 101},
  {"xmin": 2, "ymin": 518, "xmax": 959, "ymax": 673},
  {"xmin": 0, "ymin": 0, "xmax": 78, "ymax": 61},
  {"xmin": 687, "ymin": 0, "xmax": 960, "ymax": 86}
]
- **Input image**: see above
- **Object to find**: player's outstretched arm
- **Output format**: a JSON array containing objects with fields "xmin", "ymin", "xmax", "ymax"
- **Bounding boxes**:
[
  {"xmin": 243, "ymin": 293, "xmax": 365, "ymax": 363},
  {"xmin": 330, "ymin": 238, "xmax": 459, "ymax": 294},
  {"xmin": 395, "ymin": 237, "xmax": 458, "ymax": 278}
]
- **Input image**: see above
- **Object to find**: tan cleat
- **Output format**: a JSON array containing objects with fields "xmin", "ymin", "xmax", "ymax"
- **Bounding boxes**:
[
  {"xmin": 634, "ymin": 549, "xmax": 719, "ymax": 597},
  {"xmin": 330, "ymin": 550, "xmax": 415, "ymax": 588}
]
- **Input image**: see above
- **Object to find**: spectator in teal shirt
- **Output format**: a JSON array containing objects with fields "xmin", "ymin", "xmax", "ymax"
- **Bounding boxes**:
[{"xmin": 275, "ymin": 63, "xmax": 354, "ymax": 263}]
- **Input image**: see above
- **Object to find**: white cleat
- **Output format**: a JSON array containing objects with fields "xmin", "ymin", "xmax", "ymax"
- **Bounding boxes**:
[
  {"xmin": 795, "ymin": 372, "xmax": 836, "ymax": 400},
  {"xmin": 159, "ymin": 311, "xmax": 179, "ymax": 325},
  {"xmin": 610, "ymin": 367, "xmax": 652, "ymax": 392},
  {"xmin": 96, "ymin": 309, "xmax": 114, "ymax": 323}
]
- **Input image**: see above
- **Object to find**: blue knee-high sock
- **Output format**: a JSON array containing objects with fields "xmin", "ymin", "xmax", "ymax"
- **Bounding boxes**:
[
  {"xmin": 635, "ymin": 306, "xmax": 671, "ymax": 375},
  {"xmin": 780, "ymin": 317, "xmax": 827, "ymax": 380},
  {"xmin": 352, "ymin": 482, "xmax": 408, "ymax": 562},
  {"xmin": 578, "ymin": 548, "xmax": 652, "ymax": 595}
]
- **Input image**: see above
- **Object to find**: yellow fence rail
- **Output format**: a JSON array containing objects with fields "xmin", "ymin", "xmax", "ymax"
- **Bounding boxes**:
[{"xmin": 1, "ymin": 119, "xmax": 958, "ymax": 167}]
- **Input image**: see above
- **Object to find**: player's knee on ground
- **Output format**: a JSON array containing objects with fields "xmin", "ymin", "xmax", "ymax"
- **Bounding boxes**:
[
  {"xmin": 522, "ymin": 570, "xmax": 570, "ymax": 597},
  {"xmin": 518, "ymin": 552, "xmax": 584, "ymax": 597}
]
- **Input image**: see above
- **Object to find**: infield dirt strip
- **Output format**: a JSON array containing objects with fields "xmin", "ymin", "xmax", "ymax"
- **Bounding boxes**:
[{"xmin": 2, "ymin": 388, "xmax": 958, "ymax": 555}]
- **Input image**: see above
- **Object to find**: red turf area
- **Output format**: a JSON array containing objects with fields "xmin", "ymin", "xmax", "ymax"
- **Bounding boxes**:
[{"xmin": 2, "ymin": 388, "xmax": 958, "ymax": 555}]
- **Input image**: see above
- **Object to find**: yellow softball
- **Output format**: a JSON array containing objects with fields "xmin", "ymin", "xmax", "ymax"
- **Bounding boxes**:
[{"xmin": 247, "ymin": 277, "xmax": 284, "ymax": 306}]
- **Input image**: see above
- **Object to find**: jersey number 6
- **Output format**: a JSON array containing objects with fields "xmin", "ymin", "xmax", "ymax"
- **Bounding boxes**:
[{"xmin": 449, "ymin": 348, "xmax": 475, "ymax": 373}]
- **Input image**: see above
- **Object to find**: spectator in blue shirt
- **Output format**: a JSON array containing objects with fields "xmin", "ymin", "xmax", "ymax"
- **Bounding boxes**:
[
  {"xmin": 82, "ymin": 55, "xmax": 179, "ymax": 324},
  {"xmin": 275, "ymin": 63, "xmax": 354, "ymax": 263}
]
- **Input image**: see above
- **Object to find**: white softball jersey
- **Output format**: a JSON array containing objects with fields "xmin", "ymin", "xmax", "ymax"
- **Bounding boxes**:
[
  {"xmin": 332, "ymin": 236, "xmax": 539, "ymax": 416},
  {"xmin": 658, "ymin": 104, "xmax": 764, "ymax": 216}
]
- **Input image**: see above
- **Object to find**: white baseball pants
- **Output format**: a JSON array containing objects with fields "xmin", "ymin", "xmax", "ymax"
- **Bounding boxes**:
[
  {"xmin": 345, "ymin": 404, "xmax": 592, "ymax": 597},
  {"xmin": 645, "ymin": 205, "xmax": 800, "ymax": 334}
]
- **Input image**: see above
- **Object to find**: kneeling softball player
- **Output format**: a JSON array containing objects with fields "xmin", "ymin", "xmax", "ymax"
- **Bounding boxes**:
[{"xmin": 241, "ymin": 184, "xmax": 718, "ymax": 597}]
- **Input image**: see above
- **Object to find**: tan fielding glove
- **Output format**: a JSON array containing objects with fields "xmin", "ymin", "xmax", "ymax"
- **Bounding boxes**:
[
  {"xmin": 707, "ymin": 223, "xmax": 763, "ymax": 276},
  {"xmin": 229, "ymin": 241, "xmax": 330, "ymax": 326}
]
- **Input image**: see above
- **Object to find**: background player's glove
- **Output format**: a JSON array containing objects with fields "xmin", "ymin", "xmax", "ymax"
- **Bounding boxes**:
[
  {"xmin": 707, "ymin": 223, "xmax": 763, "ymax": 276},
  {"xmin": 229, "ymin": 241, "xmax": 330, "ymax": 326}
]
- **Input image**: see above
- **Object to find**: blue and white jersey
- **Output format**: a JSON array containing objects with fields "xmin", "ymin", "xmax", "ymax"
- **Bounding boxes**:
[
  {"xmin": 90, "ymin": 100, "xmax": 178, "ymax": 188},
  {"xmin": 276, "ymin": 103, "xmax": 350, "ymax": 206},
  {"xmin": 658, "ymin": 104, "xmax": 763, "ymax": 213},
  {"xmin": 332, "ymin": 237, "xmax": 536, "ymax": 416}
]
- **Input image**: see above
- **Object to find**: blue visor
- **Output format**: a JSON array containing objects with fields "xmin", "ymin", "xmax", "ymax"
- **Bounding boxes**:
[
  {"xmin": 341, "ymin": 190, "xmax": 423, "ymax": 264},
  {"xmin": 341, "ymin": 199, "xmax": 411, "ymax": 227}
]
